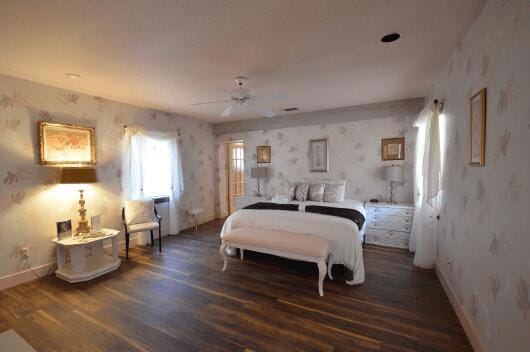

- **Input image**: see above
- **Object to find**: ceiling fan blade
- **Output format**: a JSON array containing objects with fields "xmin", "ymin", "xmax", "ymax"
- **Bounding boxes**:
[
  {"xmin": 251, "ymin": 92, "xmax": 287, "ymax": 101},
  {"xmin": 220, "ymin": 103, "xmax": 236, "ymax": 117},
  {"xmin": 190, "ymin": 99, "xmax": 231, "ymax": 106},
  {"xmin": 251, "ymin": 103, "xmax": 276, "ymax": 118}
]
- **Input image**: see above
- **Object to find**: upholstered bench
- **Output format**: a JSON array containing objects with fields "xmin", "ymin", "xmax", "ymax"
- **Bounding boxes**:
[{"xmin": 220, "ymin": 227, "xmax": 331, "ymax": 296}]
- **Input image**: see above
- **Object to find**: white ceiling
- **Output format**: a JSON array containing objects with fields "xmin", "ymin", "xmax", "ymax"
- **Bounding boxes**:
[{"xmin": 0, "ymin": 0, "xmax": 485, "ymax": 123}]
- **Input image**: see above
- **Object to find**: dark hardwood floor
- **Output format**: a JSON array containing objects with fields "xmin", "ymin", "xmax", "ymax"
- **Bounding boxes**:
[{"xmin": 0, "ymin": 219, "xmax": 471, "ymax": 351}]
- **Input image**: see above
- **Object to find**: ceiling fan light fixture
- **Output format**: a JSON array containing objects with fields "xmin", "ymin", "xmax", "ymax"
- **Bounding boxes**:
[{"xmin": 380, "ymin": 32, "xmax": 401, "ymax": 43}]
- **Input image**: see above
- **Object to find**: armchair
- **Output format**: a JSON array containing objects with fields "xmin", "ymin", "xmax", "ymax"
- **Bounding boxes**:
[{"xmin": 122, "ymin": 199, "xmax": 162, "ymax": 259}]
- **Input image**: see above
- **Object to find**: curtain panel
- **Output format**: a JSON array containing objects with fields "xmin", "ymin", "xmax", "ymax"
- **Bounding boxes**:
[
  {"xmin": 410, "ymin": 101, "xmax": 441, "ymax": 269},
  {"xmin": 122, "ymin": 125, "xmax": 184, "ymax": 237}
]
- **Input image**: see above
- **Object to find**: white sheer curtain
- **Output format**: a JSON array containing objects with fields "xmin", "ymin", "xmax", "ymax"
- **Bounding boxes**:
[
  {"xmin": 122, "ymin": 125, "xmax": 184, "ymax": 238},
  {"xmin": 410, "ymin": 101, "xmax": 441, "ymax": 269}
]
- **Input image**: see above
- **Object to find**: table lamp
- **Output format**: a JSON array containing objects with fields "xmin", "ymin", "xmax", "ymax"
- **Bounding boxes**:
[
  {"xmin": 383, "ymin": 165, "xmax": 404, "ymax": 204},
  {"xmin": 60, "ymin": 167, "xmax": 98, "ymax": 235},
  {"xmin": 250, "ymin": 167, "xmax": 267, "ymax": 197}
]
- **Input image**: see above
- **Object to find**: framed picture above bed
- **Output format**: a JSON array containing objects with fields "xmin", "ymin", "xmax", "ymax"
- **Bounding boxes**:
[
  {"xmin": 469, "ymin": 87, "xmax": 487, "ymax": 166},
  {"xmin": 381, "ymin": 137, "xmax": 404, "ymax": 161},
  {"xmin": 309, "ymin": 138, "xmax": 328, "ymax": 172}
]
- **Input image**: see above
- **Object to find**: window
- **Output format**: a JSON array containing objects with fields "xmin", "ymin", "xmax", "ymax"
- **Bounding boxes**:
[{"xmin": 131, "ymin": 135, "xmax": 172, "ymax": 197}]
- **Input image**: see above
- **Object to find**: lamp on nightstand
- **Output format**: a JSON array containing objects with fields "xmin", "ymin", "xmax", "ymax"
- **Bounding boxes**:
[
  {"xmin": 383, "ymin": 165, "xmax": 404, "ymax": 204},
  {"xmin": 60, "ymin": 167, "xmax": 98, "ymax": 236},
  {"xmin": 250, "ymin": 167, "xmax": 267, "ymax": 197}
]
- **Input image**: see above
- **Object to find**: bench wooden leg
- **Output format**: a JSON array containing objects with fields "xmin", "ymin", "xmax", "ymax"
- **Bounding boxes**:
[
  {"xmin": 240, "ymin": 249, "xmax": 244, "ymax": 261},
  {"xmin": 317, "ymin": 259, "xmax": 326, "ymax": 297},
  {"xmin": 327, "ymin": 253, "xmax": 334, "ymax": 280},
  {"xmin": 220, "ymin": 242, "xmax": 227, "ymax": 271}
]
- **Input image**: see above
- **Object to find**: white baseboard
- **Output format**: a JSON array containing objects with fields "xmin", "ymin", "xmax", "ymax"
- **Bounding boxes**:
[
  {"xmin": 0, "ymin": 236, "xmax": 144, "ymax": 291},
  {"xmin": 435, "ymin": 264, "xmax": 486, "ymax": 352},
  {"xmin": 0, "ymin": 262, "xmax": 57, "ymax": 291}
]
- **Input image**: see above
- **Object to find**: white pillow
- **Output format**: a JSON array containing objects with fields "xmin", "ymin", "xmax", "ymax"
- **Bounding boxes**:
[
  {"xmin": 125, "ymin": 199, "xmax": 154, "ymax": 225},
  {"xmin": 276, "ymin": 182, "xmax": 296, "ymax": 200},
  {"xmin": 323, "ymin": 181, "xmax": 346, "ymax": 202},
  {"xmin": 308, "ymin": 182, "xmax": 325, "ymax": 202}
]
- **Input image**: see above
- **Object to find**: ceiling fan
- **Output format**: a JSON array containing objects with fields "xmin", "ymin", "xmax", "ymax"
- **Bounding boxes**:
[{"xmin": 190, "ymin": 77, "xmax": 281, "ymax": 118}]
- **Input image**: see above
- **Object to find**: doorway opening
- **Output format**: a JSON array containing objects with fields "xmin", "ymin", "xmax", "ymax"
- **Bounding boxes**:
[{"xmin": 227, "ymin": 142, "xmax": 245, "ymax": 214}]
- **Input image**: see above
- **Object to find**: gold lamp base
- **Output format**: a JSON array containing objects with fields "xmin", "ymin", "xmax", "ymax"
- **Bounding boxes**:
[{"xmin": 74, "ymin": 189, "xmax": 91, "ymax": 236}]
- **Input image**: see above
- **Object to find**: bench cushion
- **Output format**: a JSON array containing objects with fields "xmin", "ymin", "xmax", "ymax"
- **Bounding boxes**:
[{"xmin": 222, "ymin": 227, "xmax": 330, "ymax": 258}]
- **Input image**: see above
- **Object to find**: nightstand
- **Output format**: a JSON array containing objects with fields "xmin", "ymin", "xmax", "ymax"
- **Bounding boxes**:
[
  {"xmin": 365, "ymin": 202, "xmax": 414, "ymax": 249},
  {"xmin": 235, "ymin": 196, "xmax": 266, "ymax": 210}
]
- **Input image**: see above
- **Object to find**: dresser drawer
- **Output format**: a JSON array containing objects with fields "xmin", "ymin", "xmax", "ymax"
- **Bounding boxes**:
[
  {"xmin": 367, "ymin": 218, "xmax": 411, "ymax": 232},
  {"xmin": 365, "ymin": 229, "xmax": 410, "ymax": 248},
  {"xmin": 367, "ymin": 206, "xmax": 413, "ymax": 217}
]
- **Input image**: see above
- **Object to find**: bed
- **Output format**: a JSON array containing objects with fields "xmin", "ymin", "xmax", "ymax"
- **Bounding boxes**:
[{"xmin": 220, "ymin": 199, "xmax": 366, "ymax": 285}]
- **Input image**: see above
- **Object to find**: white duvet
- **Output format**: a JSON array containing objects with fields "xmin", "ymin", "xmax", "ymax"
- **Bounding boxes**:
[{"xmin": 220, "ymin": 199, "xmax": 365, "ymax": 285}]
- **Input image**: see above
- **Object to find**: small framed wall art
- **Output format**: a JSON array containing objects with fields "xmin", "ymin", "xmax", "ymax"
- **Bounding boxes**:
[
  {"xmin": 256, "ymin": 145, "xmax": 271, "ymax": 163},
  {"xmin": 56, "ymin": 220, "xmax": 72, "ymax": 241},
  {"xmin": 309, "ymin": 138, "xmax": 329, "ymax": 172},
  {"xmin": 39, "ymin": 121, "xmax": 96, "ymax": 166},
  {"xmin": 381, "ymin": 137, "xmax": 405, "ymax": 161},
  {"xmin": 469, "ymin": 88, "xmax": 487, "ymax": 166}
]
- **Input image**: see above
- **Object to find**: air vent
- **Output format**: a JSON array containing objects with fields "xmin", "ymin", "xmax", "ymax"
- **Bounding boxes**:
[{"xmin": 283, "ymin": 107, "xmax": 299, "ymax": 112}]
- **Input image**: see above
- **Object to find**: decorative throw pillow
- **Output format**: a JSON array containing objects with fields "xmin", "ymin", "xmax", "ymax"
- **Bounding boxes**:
[
  {"xmin": 295, "ymin": 181, "xmax": 310, "ymax": 201},
  {"xmin": 323, "ymin": 181, "xmax": 346, "ymax": 202},
  {"xmin": 283, "ymin": 182, "xmax": 296, "ymax": 200},
  {"xmin": 125, "ymin": 199, "xmax": 154, "ymax": 225},
  {"xmin": 308, "ymin": 182, "xmax": 325, "ymax": 202}
]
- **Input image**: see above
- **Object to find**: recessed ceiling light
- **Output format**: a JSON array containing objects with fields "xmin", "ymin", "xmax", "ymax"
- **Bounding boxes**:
[
  {"xmin": 380, "ymin": 32, "xmax": 401, "ymax": 43},
  {"xmin": 65, "ymin": 73, "xmax": 81, "ymax": 80},
  {"xmin": 283, "ymin": 107, "xmax": 299, "ymax": 112}
]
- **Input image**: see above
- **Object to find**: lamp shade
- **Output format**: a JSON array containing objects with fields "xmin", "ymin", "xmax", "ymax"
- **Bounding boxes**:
[
  {"xmin": 383, "ymin": 165, "xmax": 404, "ymax": 182},
  {"xmin": 60, "ymin": 168, "xmax": 98, "ymax": 184},
  {"xmin": 250, "ymin": 167, "xmax": 267, "ymax": 179}
]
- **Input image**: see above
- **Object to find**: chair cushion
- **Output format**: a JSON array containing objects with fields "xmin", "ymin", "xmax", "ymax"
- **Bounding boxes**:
[
  {"xmin": 128, "ymin": 222, "xmax": 159, "ymax": 233},
  {"xmin": 125, "ymin": 199, "xmax": 154, "ymax": 225},
  {"xmin": 222, "ymin": 227, "xmax": 330, "ymax": 258}
]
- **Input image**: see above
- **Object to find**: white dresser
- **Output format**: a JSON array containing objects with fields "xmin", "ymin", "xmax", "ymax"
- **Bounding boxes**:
[
  {"xmin": 234, "ymin": 196, "xmax": 267, "ymax": 210},
  {"xmin": 365, "ymin": 202, "xmax": 414, "ymax": 249}
]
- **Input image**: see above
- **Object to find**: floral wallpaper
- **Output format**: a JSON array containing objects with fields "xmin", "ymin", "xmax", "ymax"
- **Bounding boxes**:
[
  {"xmin": 430, "ymin": 0, "xmax": 530, "ymax": 350},
  {"xmin": 215, "ymin": 114, "xmax": 416, "ymax": 217},
  {"xmin": 0, "ymin": 74, "xmax": 216, "ymax": 280}
]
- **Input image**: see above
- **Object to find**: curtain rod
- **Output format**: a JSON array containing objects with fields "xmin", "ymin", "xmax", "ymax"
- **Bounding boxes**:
[{"xmin": 123, "ymin": 125, "xmax": 181, "ymax": 136}]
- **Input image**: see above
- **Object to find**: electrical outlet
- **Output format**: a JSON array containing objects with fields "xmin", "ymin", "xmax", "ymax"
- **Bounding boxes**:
[{"xmin": 20, "ymin": 247, "xmax": 29, "ymax": 259}]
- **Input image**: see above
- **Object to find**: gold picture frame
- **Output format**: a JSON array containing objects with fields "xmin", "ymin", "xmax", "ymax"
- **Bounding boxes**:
[
  {"xmin": 382, "ymin": 137, "xmax": 405, "ymax": 161},
  {"xmin": 469, "ymin": 88, "xmax": 487, "ymax": 166},
  {"xmin": 256, "ymin": 145, "xmax": 271, "ymax": 163},
  {"xmin": 39, "ymin": 121, "xmax": 96, "ymax": 166}
]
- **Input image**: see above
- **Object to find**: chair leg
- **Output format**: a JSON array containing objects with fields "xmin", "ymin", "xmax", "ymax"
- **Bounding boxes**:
[
  {"xmin": 317, "ymin": 259, "xmax": 326, "ymax": 297},
  {"xmin": 219, "ymin": 242, "xmax": 227, "ymax": 271},
  {"xmin": 125, "ymin": 232, "xmax": 130, "ymax": 260},
  {"xmin": 158, "ymin": 226, "xmax": 162, "ymax": 253},
  {"xmin": 150, "ymin": 230, "xmax": 154, "ymax": 246}
]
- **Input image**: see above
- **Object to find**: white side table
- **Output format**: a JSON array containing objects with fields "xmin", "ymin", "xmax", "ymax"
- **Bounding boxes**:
[
  {"xmin": 52, "ymin": 228, "xmax": 121, "ymax": 283},
  {"xmin": 188, "ymin": 208, "xmax": 204, "ymax": 232}
]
